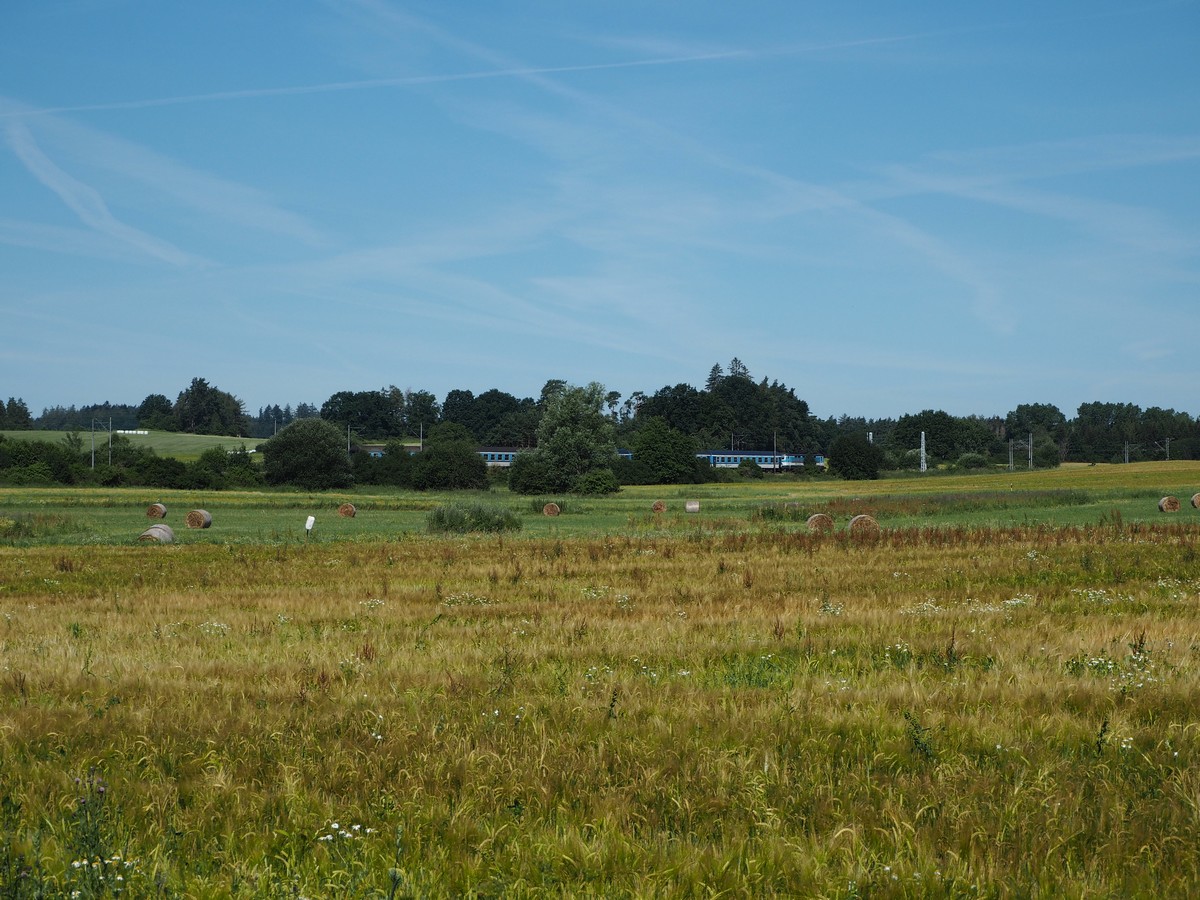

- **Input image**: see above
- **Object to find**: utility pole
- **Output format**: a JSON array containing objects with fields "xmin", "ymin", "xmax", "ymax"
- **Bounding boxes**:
[{"xmin": 90, "ymin": 417, "xmax": 112, "ymax": 468}]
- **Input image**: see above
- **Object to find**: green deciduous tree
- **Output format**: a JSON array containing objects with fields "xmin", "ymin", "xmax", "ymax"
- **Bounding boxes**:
[
  {"xmin": 510, "ymin": 383, "xmax": 618, "ymax": 494},
  {"xmin": 262, "ymin": 418, "xmax": 352, "ymax": 489},
  {"xmin": 320, "ymin": 388, "xmax": 404, "ymax": 439},
  {"xmin": 536, "ymin": 382, "xmax": 618, "ymax": 492},
  {"xmin": 404, "ymin": 389, "xmax": 441, "ymax": 436},
  {"xmin": 629, "ymin": 417, "xmax": 700, "ymax": 485},
  {"xmin": 0, "ymin": 435, "xmax": 80, "ymax": 484},
  {"xmin": 185, "ymin": 445, "xmax": 262, "ymax": 489},
  {"xmin": 355, "ymin": 439, "xmax": 414, "ymax": 487},
  {"xmin": 637, "ymin": 364, "xmax": 812, "ymax": 456},
  {"xmin": 507, "ymin": 451, "xmax": 556, "ymax": 495},
  {"xmin": 410, "ymin": 423, "xmax": 488, "ymax": 490},
  {"xmin": 1033, "ymin": 439, "xmax": 1062, "ymax": 469},
  {"xmin": 828, "ymin": 432, "xmax": 885, "ymax": 480},
  {"xmin": 889, "ymin": 409, "xmax": 998, "ymax": 466},
  {"xmin": 441, "ymin": 388, "xmax": 538, "ymax": 445},
  {"xmin": 137, "ymin": 394, "xmax": 175, "ymax": 430},
  {"xmin": 1005, "ymin": 403, "xmax": 1067, "ymax": 442}
]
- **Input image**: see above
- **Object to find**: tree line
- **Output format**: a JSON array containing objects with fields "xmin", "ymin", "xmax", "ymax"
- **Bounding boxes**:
[{"xmin": 4, "ymin": 360, "xmax": 1200, "ymax": 489}]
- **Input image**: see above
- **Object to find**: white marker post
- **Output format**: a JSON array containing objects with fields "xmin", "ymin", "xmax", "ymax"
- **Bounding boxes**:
[{"xmin": 305, "ymin": 515, "xmax": 315, "ymax": 542}]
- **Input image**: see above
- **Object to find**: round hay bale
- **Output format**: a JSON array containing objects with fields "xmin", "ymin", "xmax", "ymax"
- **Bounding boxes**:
[
  {"xmin": 685, "ymin": 500, "xmax": 700, "ymax": 514},
  {"xmin": 848, "ymin": 514, "xmax": 880, "ymax": 536},
  {"xmin": 146, "ymin": 502, "xmax": 167, "ymax": 519},
  {"xmin": 338, "ymin": 502, "xmax": 357, "ymax": 518},
  {"xmin": 543, "ymin": 502, "xmax": 561, "ymax": 517},
  {"xmin": 139, "ymin": 524, "xmax": 174, "ymax": 543},
  {"xmin": 652, "ymin": 500, "xmax": 666, "ymax": 513},
  {"xmin": 186, "ymin": 509, "xmax": 212, "ymax": 529},
  {"xmin": 1158, "ymin": 496, "xmax": 1181, "ymax": 513},
  {"xmin": 806, "ymin": 513, "xmax": 834, "ymax": 533},
  {"xmin": 1192, "ymin": 493, "xmax": 1200, "ymax": 509}
]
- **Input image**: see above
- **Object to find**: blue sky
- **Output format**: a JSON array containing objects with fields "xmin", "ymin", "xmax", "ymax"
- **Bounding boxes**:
[{"xmin": 2, "ymin": 1, "xmax": 1198, "ymax": 421}]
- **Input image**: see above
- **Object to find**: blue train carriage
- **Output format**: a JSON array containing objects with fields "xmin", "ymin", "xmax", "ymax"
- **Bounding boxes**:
[
  {"xmin": 696, "ymin": 450, "xmax": 806, "ymax": 470},
  {"xmin": 478, "ymin": 447, "xmax": 520, "ymax": 467},
  {"xmin": 474, "ymin": 446, "xmax": 817, "ymax": 471}
]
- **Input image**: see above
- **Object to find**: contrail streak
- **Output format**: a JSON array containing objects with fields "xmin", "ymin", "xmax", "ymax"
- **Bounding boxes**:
[
  {"xmin": 0, "ymin": 33, "xmax": 921, "ymax": 120},
  {"xmin": 0, "ymin": 53, "xmax": 746, "ymax": 119}
]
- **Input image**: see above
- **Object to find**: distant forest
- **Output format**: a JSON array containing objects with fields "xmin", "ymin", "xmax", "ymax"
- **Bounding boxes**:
[{"xmin": 5, "ymin": 360, "xmax": 1200, "ymax": 470}]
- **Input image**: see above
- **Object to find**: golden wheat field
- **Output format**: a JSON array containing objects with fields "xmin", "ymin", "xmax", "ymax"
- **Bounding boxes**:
[{"xmin": 2, "ymin": 474, "xmax": 1200, "ymax": 897}]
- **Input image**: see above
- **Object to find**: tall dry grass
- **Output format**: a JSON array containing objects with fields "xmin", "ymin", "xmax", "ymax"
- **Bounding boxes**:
[{"xmin": 1, "ymin": 523, "xmax": 1198, "ymax": 896}]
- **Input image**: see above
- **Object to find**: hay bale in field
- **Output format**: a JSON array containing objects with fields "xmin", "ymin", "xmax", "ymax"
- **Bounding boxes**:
[
  {"xmin": 1192, "ymin": 493, "xmax": 1200, "ymax": 509},
  {"xmin": 146, "ymin": 502, "xmax": 167, "ymax": 519},
  {"xmin": 1158, "ymin": 496, "xmax": 1181, "ymax": 512},
  {"xmin": 139, "ymin": 524, "xmax": 174, "ymax": 543},
  {"xmin": 186, "ymin": 509, "xmax": 212, "ymax": 529},
  {"xmin": 685, "ymin": 500, "xmax": 700, "ymax": 514},
  {"xmin": 806, "ymin": 513, "xmax": 834, "ymax": 533},
  {"xmin": 848, "ymin": 514, "xmax": 880, "ymax": 536},
  {"xmin": 338, "ymin": 502, "xmax": 357, "ymax": 518},
  {"xmin": 543, "ymin": 502, "xmax": 561, "ymax": 517},
  {"xmin": 652, "ymin": 500, "xmax": 666, "ymax": 513}
]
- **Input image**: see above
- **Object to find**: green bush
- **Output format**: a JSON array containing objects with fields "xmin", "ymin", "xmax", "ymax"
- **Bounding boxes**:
[
  {"xmin": 426, "ymin": 503, "xmax": 522, "ymax": 534},
  {"xmin": 1034, "ymin": 440, "xmax": 1062, "ymax": 469},
  {"xmin": 410, "ymin": 439, "xmax": 489, "ymax": 490},
  {"xmin": 508, "ymin": 451, "xmax": 555, "ymax": 494},
  {"xmin": 828, "ymin": 433, "xmax": 885, "ymax": 480},
  {"xmin": 956, "ymin": 452, "xmax": 991, "ymax": 470},
  {"xmin": 262, "ymin": 418, "xmax": 352, "ymax": 489},
  {"xmin": 736, "ymin": 458, "xmax": 765, "ymax": 479},
  {"xmin": 572, "ymin": 468, "xmax": 620, "ymax": 495},
  {"xmin": 4, "ymin": 461, "xmax": 56, "ymax": 485}
]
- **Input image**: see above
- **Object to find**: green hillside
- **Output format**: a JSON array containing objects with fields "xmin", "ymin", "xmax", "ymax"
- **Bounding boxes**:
[{"xmin": 0, "ymin": 429, "xmax": 260, "ymax": 461}]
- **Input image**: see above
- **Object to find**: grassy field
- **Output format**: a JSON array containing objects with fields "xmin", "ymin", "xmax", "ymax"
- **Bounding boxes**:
[
  {"xmin": 2, "ymin": 466, "xmax": 1200, "ymax": 897},
  {"xmin": 1, "ymin": 430, "xmax": 258, "ymax": 462},
  {"xmin": 1, "ymin": 461, "xmax": 1198, "ymax": 546}
]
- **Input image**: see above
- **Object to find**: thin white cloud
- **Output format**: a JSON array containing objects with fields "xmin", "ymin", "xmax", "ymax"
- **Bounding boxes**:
[
  {"xmin": 0, "ymin": 96, "xmax": 325, "ymax": 249},
  {"xmin": 34, "ymin": 115, "xmax": 326, "ymax": 247},
  {"xmin": 922, "ymin": 133, "xmax": 1200, "ymax": 182},
  {"xmin": 851, "ymin": 136, "xmax": 1200, "ymax": 333},
  {"xmin": 5, "ymin": 120, "xmax": 198, "ymax": 266},
  {"xmin": 1123, "ymin": 339, "xmax": 1176, "ymax": 362},
  {"xmin": 328, "ymin": 1, "xmax": 1017, "ymax": 337},
  {"xmin": 0, "ymin": 54, "xmax": 748, "ymax": 122},
  {"xmin": 0, "ymin": 216, "xmax": 142, "ymax": 261}
]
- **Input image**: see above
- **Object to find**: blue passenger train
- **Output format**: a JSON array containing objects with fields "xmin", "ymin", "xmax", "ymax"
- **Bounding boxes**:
[{"xmin": 478, "ymin": 447, "xmax": 822, "ymax": 470}]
